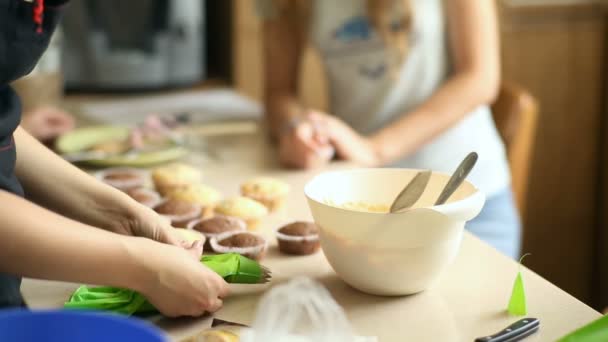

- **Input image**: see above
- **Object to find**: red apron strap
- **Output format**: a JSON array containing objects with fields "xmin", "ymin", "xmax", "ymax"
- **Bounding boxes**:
[{"xmin": 33, "ymin": 0, "xmax": 45, "ymax": 33}]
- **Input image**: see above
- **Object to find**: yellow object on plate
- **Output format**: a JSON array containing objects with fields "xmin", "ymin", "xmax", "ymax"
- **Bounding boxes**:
[{"xmin": 56, "ymin": 125, "xmax": 188, "ymax": 167}]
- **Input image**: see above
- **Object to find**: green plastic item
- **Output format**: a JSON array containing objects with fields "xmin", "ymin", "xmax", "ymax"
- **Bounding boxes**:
[
  {"xmin": 557, "ymin": 315, "xmax": 608, "ymax": 342},
  {"xmin": 64, "ymin": 254, "xmax": 265, "ymax": 316},
  {"xmin": 202, "ymin": 254, "xmax": 264, "ymax": 284},
  {"xmin": 56, "ymin": 126, "xmax": 130, "ymax": 154},
  {"xmin": 507, "ymin": 272, "xmax": 526, "ymax": 316},
  {"xmin": 55, "ymin": 125, "xmax": 188, "ymax": 167},
  {"xmin": 64, "ymin": 287, "xmax": 156, "ymax": 315},
  {"xmin": 508, "ymin": 253, "xmax": 530, "ymax": 316}
]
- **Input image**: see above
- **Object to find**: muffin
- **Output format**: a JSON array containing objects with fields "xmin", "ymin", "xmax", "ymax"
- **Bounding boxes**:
[
  {"xmin": 187, "ymin": 215, "xmax": 247, "ymax": 250},
  {"xmin": 166, "ymin": 184, "xmax": 221, "ymax": 219},
  {"xmin": 126, "ymin": 188, "xmax": 162, "ymax": 208},
  {"xmin": 96, "ymin": 167, "xmax": 148, "ymax": 191},
  {"xmin": 276, "ymin": 221, "xmax": 321, "ymax": 255},
  {"xmin": 240, "ymin": 177, "xmax": 289, "ymax": 212},
  {"xmin": 215, "ymin": 197, "xmax": 268, "ymax": 230},
  {"xmin": 151, "ymin": 163, "xmax": 202, "ymax": 196},
  {"xmin": 210, "ymin": 231, "xmax": 267, "ymax": 261},
  {"xmin": 154, "ymin": 199, "xmax": 201, "ymax": 228}
]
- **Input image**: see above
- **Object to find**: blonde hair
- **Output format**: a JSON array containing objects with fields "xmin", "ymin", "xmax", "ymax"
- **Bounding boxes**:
[
  {"xmin": 366, "ymin": 0, "xmax": 413, "ymax": 70},
  {"xmin": 273, "ymin": 0, "xmax": 413, "ymax": 71}
]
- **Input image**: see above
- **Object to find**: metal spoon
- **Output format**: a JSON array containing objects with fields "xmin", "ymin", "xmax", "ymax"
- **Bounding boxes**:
[
  {"xmin": 389, "ymin": 170, "xmax": 432, "ymax": 213},
  {"xmin": 434, "ymin": 152, "xmax": 478, "ymax": 205}
]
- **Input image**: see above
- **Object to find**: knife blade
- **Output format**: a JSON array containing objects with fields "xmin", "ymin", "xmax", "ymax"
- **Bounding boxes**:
[
  {"xmin": 389, "ymin": 170, "xmax": 432, "ymax": 213},
  {"xmin": 475, "ymin": 318, "xmax": 540, "ymax": 342}
]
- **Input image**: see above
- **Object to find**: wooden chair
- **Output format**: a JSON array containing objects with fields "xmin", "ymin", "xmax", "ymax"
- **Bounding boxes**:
[{"xmin": 491, "ymin": 83, "xmax": 539, "ymax": 218}]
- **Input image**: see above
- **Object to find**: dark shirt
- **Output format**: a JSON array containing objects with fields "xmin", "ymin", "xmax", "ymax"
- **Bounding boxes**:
[{"xmin": 0, "ymin": 0, "xmax": 66, "ymax": 308}]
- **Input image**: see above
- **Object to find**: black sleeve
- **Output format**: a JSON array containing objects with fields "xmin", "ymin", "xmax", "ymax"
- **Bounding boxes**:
[{"xmin": 46, "ymin": 0, "xmax": 69, "ymax": 8}]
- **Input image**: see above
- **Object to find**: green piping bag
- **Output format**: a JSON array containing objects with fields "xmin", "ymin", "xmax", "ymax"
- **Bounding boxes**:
[
  {"xmin": 508, "ymin": 253, "xmax": 529, "ymax": 316},
  {"xmin": 64, "ymin": 253, "xmax": 268, "ymax": 316},
  {"xmin": 202, "ymin": 253, "xmax": 265, "ymax": 284},
  {"xmin": 557, "ymin": 315, "xmax": 608, "ymax": 342}
]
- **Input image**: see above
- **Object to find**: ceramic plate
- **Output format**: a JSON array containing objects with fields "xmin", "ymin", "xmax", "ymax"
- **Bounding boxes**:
[{"xmin": 55, "ymin": 125, "xmax": 188, "ymax": 167}]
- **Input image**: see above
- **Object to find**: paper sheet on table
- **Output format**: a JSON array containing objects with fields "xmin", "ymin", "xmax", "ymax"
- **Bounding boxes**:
[{"xmin": 79, "ymin": 89, "xmax": 262, "ymax": 126}]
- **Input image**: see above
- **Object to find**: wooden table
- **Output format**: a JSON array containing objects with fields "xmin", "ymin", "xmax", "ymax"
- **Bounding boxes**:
[{"xmin": 21, "ymin": 128, "xmax": 600, "ymax": 341}]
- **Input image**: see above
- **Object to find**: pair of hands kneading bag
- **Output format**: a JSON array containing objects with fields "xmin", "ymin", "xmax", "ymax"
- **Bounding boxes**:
[{"xmin": 64, "ymin": 254, "xmax": 267, "ymax": 316}]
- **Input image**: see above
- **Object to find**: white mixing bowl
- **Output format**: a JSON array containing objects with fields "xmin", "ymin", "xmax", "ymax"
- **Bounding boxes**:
[{"xmin": 304, "ymin": 168, "xmax": 485, "ymax": 296}]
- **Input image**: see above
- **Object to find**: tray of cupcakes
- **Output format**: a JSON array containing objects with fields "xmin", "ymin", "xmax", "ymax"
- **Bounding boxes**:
[{"xmin": 96, "ymin": 163, "xmax": 322, "ymax": 267}]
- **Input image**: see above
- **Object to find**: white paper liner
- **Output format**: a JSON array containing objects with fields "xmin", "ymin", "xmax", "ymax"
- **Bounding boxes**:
[
  {"xmin": 128, "ymin": 188, "xmax": 162, "ymax": 208},
  {"xmin": 275, "ymin": 229, "xmax": 320, "ymax": 242},
  {"xmin": 186, "ymin": 216, "xmax": 247, "ymax": 240},
  {"xmin": 154, "ymin": 198, "xmax": 202, "ymax": 224},
  {"xmin": 186, "ymin": 218, "xmax": 203, "ymax": 231},
  {"xmin": 96, "ymin": 167, "xmax": 149, "ymax": 190},
  {"xmin": 210, "ymin": 231, "xmax": 268, "ymax": 256}
]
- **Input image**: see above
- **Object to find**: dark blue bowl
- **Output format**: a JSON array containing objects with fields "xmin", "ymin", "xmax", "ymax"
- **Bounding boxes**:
[{"xmin": 0, "ymin": 309, "xmax": 166, "ymax": 341}]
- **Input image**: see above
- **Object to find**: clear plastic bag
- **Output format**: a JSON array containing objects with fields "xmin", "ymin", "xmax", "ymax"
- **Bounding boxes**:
[{"xmin": 241, "ymin": 277, "xmax": 377, "ymax": 342}]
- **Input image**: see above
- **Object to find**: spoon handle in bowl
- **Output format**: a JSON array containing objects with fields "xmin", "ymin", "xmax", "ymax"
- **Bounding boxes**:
[
  {"xmin": 435, "ymin": 152, "xmax": 478, "ymax": 206},
  {"xmin": 390, "ymin": 170, "xmax": 432, "ymax": 213}
]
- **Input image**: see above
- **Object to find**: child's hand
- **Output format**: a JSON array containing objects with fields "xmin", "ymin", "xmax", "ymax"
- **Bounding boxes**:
[
  {"xmin": 129, "ymin": 238, "xmax": 229, "ymax": 317},
  {"xmin": 308, "ymin": 112, "xmax": 382, "ymax": 167},
  {"xmin": 278, "ymin": 116, "xmax": 334, "ymax": 169}
]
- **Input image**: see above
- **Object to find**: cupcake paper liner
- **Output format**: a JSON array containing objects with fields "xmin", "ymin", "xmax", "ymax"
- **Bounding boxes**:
[
  {"xmin": 187, "ymin": 217, "xmax": 247, "ymax": 239},
  {"xmin": 275, "ymin": 229, "xmax": 320, "ymax": 242},
  {"xmin": 210, "ymin": 231, "xmax": 268, "ymax": 259},
  {"xmin": 96, "ymin": 167, "xmax": 149, "ymax": 190},
  {"xmin": 154, "ymin": 199, "xmax": 202, "ymax": 227},
  {"xmin": 128, "ymin": 188, "xmax": 162, "ymax": 208}
]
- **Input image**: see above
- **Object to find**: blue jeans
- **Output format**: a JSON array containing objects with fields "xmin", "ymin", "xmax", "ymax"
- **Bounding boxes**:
[{"xmin": 466, "ymin": 188, "xmax": 521, "ymax": 259}]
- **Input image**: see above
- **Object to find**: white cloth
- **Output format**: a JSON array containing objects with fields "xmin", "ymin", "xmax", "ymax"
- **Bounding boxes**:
[{"xmin": 309, "ymin": 0, "xmax": 510, "ymax": 196}]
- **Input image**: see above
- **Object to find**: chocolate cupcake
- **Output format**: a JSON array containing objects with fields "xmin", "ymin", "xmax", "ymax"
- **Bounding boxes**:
[
  {"xmin": 96, "ymin": 168, "xmax": 148, "ymax": 191},
  {"xmin": 187, "ymin": 215, "xmax": 247, "ymax": 250},
  {"xmin": 210, "ymin": 231, "xmax": 267, "ymax": 261},
  {"xmin": 276, "ymin": 221, "xmax": 321, "ymax": 255},
  {"xmin": 126, "ymin": 188, "xmax": 162, "ymax": 208},
  {"xmin": 154, "ymin": 199, "xmax": 201, "ymax": 228}
]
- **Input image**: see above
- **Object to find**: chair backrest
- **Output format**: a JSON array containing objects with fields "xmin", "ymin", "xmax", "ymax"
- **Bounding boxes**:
[{"xmin": 491, "ymin": 83, "xmax": 539, "ymax": 218}]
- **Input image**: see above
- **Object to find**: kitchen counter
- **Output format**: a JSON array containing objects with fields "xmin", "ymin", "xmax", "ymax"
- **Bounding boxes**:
[{"xmin": 21, "ymin": 125, "xmax": 600, "ymax": 341}]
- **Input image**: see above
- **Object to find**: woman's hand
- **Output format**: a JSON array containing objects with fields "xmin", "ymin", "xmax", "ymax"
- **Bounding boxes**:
[
  {"xmin": 278, "ymin": 117, "xmax": 335, "ymax": 169},
  {"xmin": 129, "ymin": 237, "xmax": 229, "ymax": 317},
  {"xmin": 108, "ymin": 200, "xmax": 187, "ymax": 247},
  {"xmin": 21, "ymin": 106, "xmax": 75, "ymax": 142},
  {"xmin": 309, "ymin": 112, "xmax": 382, "ymax": 167}
]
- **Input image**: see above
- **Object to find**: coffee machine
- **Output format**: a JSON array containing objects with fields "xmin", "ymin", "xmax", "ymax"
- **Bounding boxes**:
[{"xmin": 61, "ymin": 0, "xmax": 205, "ymax": 91}]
